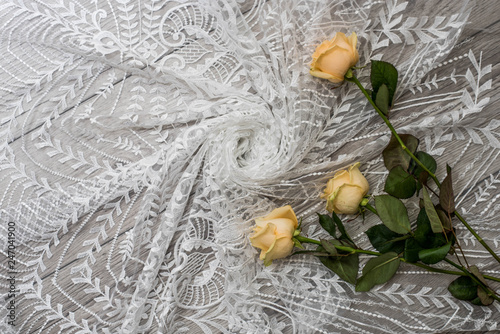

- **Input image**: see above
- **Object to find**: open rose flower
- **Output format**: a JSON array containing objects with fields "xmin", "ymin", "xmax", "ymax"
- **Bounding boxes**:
[
  {"xmin": 321, "ymin": 162, "xmax": 369, "ymax": 214},
  {"xmin": 310, "ymin": 32, "xmax": 359, "ymax": 83},
  {"xmin": 250, "ymin": 205, "xmax": 298, "ymax": 266}
]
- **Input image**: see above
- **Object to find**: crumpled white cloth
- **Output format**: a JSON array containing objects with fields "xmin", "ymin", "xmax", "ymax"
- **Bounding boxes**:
[{"xmin": 1, "ymin": 0, "xmax": 499, "ymax": 333}]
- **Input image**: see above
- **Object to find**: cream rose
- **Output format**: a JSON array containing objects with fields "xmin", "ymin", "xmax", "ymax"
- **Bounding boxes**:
[
  {"xmin": 310, "ymin": 32, "xmax": 359, "ymax": 83},
  {"xmin": 321, "ymin": 162, "xmax": 369, "ymax": 214},
  {"xmin": 250, "ymin": 205, "xmax": 298, "ymax": 266}
]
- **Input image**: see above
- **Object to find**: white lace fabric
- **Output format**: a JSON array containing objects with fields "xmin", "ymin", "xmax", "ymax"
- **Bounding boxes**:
[{"xmin": 1, "ymin": 0, "xmax": 499, "ymax": 333}]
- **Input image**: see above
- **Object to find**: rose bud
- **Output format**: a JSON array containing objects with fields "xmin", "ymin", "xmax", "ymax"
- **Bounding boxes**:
[
  {"xmin": 321, "ymin": 162, "xmax": 369, "ymax": 214},
  {"xmin": 250, "ymin": 205, "xmax": 298, "ymax": 266},
  {"xmin": 310, "ymin": 32, "xmax": 359, "ymax": 83}
]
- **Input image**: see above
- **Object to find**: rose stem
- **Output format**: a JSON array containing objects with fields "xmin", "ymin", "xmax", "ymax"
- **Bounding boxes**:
[
  {"xmin": 349, "ymin": 73, "xmax": 500, "ymax": 265},
  {"xmin": 363, "ymin": 203, "xmax": 378, "ymax": 215},
  {"xmin": 484, "ymin": 274, "xmax": 500, "ymax": 283},
  {"xmin": 294, "ymin": 235, "xmax": 321, "ymax": 245},
  {"xmin": 348, "ymin": 74, "xmax": 440, "ymax": 186},
  {"xmin": 295, "ymin": 236, "xmax": 500, "ymax": 283},
  {"xmin": 454, "ymin": 211, "xmax": 500, "ymax": 264}
]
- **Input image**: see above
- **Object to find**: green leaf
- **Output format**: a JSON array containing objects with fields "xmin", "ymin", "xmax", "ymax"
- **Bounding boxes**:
[
  {"xmin": 318, "ymin": 246, "xmax": 359, "ymax": 285},
  {"xmin": 320, "ymin": 239, "xmax": 338, "ymax": 256},
  {"xmin": 370, "ymin": 60, "xmax": 398, "ymax": 108},
  {"xmin": 469, "ymin": 266, "xmax": 488, "ymax": 285},
  {"xmin": 440, "ymin": 166, "xmax": 455, "ymax": 213},
  {"xmin": 384, "ymin": 166, "xmax": 417, "ymax": 199},
  {"xmin": 414, "ymin": 208, "xmax": 448, "ymax": 249},
  {"xmin": 356, "ymin": 252, "xmax": 400, "ymax": 292},
  {"xmin": 414, "ymin": 208, "xmax": 431, "ymax": 245},
  {"xmin": 375, "ymin": 84, "xmax": 390, "ymax": 115},
  {"xmin": 365, "ymin": 224, "xmax": 405, "ymax": 253},
  {"xmin": 422, "ymin": 187, "xmax": 443, "ymax": 234},
  {"xmin": 410, "ymin": 151, "xmax": 437, "ymax": 178},
  {"xmin": 332, "ymin": 212, "xmax": 354, "ymax": 244},
  {"xmin": 436, "ymin": 207, "xmax": 452, "ymax": 231},
  {"xmin": 374, "ymin": 195, "xmax": 411, "ymax": 234},
  {"xmin": 470, "ymin": 296, "xmax": 484, "ymax": 305},
  {"xmin": 317, "ymin": 213, "xmax": 336, "ymax": 238},
  {"xmin": 448, "ymin": 276, "xmax": 478, "ymax": 300},
  {"xmin": 468, "ymin": 266, "xmax": 495, "ymax": 306},
  {"xmin": 404, "ymin": 238, "xmax": 423, "ymax": 263},
  {"xmin": 382, "ymin": 134, "xmax": 419, "ymax": 171},
  {"xmin": 477, "ymin": 286, "xmax": 494, "ymax": 306},
  {"xmin": 418, "ymin": 241, "xmax": 452, "ymax": 264},
  {"xmin": 293, "ymin": 238, "xmax": 305, "ymax": 249},
  {"xmin": 410, "ymin": 151, "xmax": 437, "ymax": 196}
]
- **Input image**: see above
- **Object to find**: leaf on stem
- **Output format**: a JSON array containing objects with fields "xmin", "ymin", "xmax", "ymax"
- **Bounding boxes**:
[
  {"xmin": 440, "ymin": 165, "xmax": 455, "ymax": 213},
  {"xmin": 365, "ymin": 224, "xmax": 405, "ymax": 253},
  {"xmin": 370, "ymin": 60, "xmax": 398, "ymax": 108},
  {"xmin": 414, "ymin": 208, "xmax": 448, "ymax": 248},
  {"xmin": 332, "ymin": 211, "xmax": 355, "ymax": 245},
  {"xmin": 476, "ymin": 286, "xmax": 494, "ymax": 306},
  {"xmin": 404, "ymin": 238, "xmax": 423, "ymax": 263},
  {"xmin": 418, "ymin": 240, "xmax": 452, "ymax": 264},
  {"xmin": 410, "ymin": 151, "xmax": 437, "ymax": 178},
  {"xmin": 469, "ymin": 266, "xmax": 488, "ymax": 286},
  {"xmin": 320, "ymin": 239, "xmax": 339, "ymax": 256},
  {"xmin": 375, "ymin": 84, "xmax": 390, "ymax": 115},
  {"xmin": 293, "ymin": 238, "xmax": 305, "ymax": 249},
  {"xmin": 470, "ymin": 266, "xmax": 494, "ymax": 305},
  {"xmin": 410, "ymin": 151, "xmax": 437, "ymax": 193},
  {"xmin": 384, "ymin": 166, "xmax": 417, "ymax": 199},
  {"xmin": 436, "ymin": 206, "xmax": 452, "ymax": 231},
  {"xmin": 355, "ymin": 252, "xmax": 400, "ymax": 292},
  {"xmin": 317, "ymin": 213, "xmax": 336, "ymax": 238},
  {"xmin": 317, "ymin": 246, "xmax": 359, "ymax": 285},
  {"xmin": 422, "ymin": 187, "xmax": 444, "ymax": 234},
  {"xmin": 448, "ymin": 276, "xmax": 478, "ymax": 300},
  {"xmin": 374, "ymin": 195, "xmax": 411, "ymax": 234},
  {"xmin": 382, "ymin": 134, "xmax": 419, "ymax": 171}
]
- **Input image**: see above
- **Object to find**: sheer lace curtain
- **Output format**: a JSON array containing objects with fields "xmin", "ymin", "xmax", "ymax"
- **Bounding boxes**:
[{"xmin": 0, "ymin": 0, "xmax": 499, "ymax": 333}]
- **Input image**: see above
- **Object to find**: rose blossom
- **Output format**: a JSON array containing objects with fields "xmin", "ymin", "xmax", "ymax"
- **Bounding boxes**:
[
  {"xmin": 250, "ymin": 205, "xmax": 298, "ymax": 266},
  {"xmin": 310, "ymin": 32, "xmax": 359, "ymax": 83},
  {"xmin": 321, "ymin": 162, "xmax": 369, "ymax": 214}
]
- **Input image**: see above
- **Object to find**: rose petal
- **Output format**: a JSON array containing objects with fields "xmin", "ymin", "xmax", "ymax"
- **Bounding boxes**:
[
  {"xmin": 262, "ymin": 236, "xmax": 294, "ymax": 266},
  {"xmin": 258, "ymin": 205, "xmax": 298, "ymax": 228},
  {"xmin": 349, "ymin": 162, "xmax": 369, "ymax": 195},
  {"xmin": 311, "ymin": 40, "xmax": 334, "ymax": 62},
  {"xmin": 321, "ymin": 178, "xmax": 336, "ymax": 199},
  {"xmin": 332, "ymin": 169, "xmax": 351, "ymax": 189},
  {"xmin": 250, "ymin": 222, "xmax": 276, "ymax": 250},
  {"xmin": 268, "ymin": 218, "xmax": 296, "ymax": 236},
  {"xmin": 347, "ymin": 32, "xmax": 359, "ymax": 62},
  {"xmin": 309, "ymin": 69, "xmax": 343, "ymax": 82},
  {"xmin": 331, "ymin": 32, "xmax": 352, "ymax": 50},
  {"xmin": 331, "ymin": 184, "xmax": 364, "ymax": 214},
  {"xmin": 315, "ymin": 46, "xmax": 353, "ymax": 80}
]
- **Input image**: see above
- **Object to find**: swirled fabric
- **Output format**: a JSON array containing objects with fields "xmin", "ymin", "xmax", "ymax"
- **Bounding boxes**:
[{"xmin": 0, "ymin": 0, "xmax": 499, "ymax": 333}]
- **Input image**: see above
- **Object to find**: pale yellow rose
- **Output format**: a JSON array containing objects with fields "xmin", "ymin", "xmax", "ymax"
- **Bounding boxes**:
[
  {"xmin": 250, "ymin": 205, "xmax": 298, "ymax": 266},
  {"xmin": 321, "ymin": 162, "xmax": 369, "ymax": 214},
  {"xmin": 310, "ymin": 32, "xmax": 359, "ymax": 83}
]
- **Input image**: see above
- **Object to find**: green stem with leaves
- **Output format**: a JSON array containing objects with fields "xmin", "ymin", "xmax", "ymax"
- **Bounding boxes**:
[
  {"xmin": 348, "ymin": 72, "xmax": 500, "ymax": 265},
  {"xmin": 445, "ymin": 258, "xmax": 500, "ymax": 302},
  {"xmin": 347, "ymin": 74, "xmax": 440, "ymax": 186},
  {"xmin": 294, "ymin": 235, "xmax": 500, "ymax": 283}
]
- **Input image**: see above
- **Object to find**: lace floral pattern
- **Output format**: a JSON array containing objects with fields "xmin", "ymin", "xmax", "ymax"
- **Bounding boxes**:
[{"xmin": 0, "ymin": 0, "xmax": 499, "ymax": 333}]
